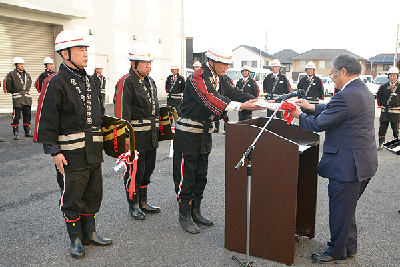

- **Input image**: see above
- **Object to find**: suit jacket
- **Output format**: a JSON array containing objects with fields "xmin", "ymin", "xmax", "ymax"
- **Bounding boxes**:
[{"xmin": 299, "ymin": 78, "xmax": 378, "ymax": 182}]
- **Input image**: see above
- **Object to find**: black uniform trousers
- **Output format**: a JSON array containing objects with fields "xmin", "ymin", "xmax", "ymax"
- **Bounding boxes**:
[
  {"xmin": 378, "ymin": 121, "xmax": 399, "ymax": 137},
  {"xmin": 61, "ymin": 164, "xmax": 103, "ymax": 221},
  {"xmin": 12, "ymin": 105, "xmax": 31, "ymax": 128},
  {"xmin": 325, "ymin": 178, "xmax": 370, "ymax": 260},
  {"xmin": 124, "ymin": 148, "xmax": 157, "ymax": 192},
  {"xmin": 173, "ymin": 151, "xmax": 209, "ymax": 202}
]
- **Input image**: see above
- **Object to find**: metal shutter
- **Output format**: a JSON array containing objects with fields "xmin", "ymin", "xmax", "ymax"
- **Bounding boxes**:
[{"xmin": 0, "ymin": 16, "xmax": 55, "ymax": 111}]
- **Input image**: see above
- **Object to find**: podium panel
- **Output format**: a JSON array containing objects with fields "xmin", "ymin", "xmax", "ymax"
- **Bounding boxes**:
[{"xmin": 225, "ymin": 118, "xmax": 319, "ymax": 265}]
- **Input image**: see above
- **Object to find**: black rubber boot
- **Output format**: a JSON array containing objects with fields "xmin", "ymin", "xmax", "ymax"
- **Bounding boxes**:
[
  {"xmin": 377, "ymin": 136, "xmax": 385, "ymax": 151},
  {"xmin": 139, "ymin": 187, "xmax": 160, "ymax": 213},
  {"xmin": 81, "ymin": 214, "xmax": 113, "ymax": 246},
  {"xmin": 213, "ymin": 121, "xmax": 219, "ymax": 133},
  {"xmin": 23, "ymin": 125, "xmax": 34, "ymax": 137},
  {"xmin": 179, "ymin": 200, "xmax": 199, "ymax": 234},
  {"xmin": 126, "ymin": 191, "xmax": 145, "ymax": 220},
  {"xmin": 13, "ymin": 126, "xmax": 19, "ymax": 140},
  {"xmin": 65, "ymin": 220, "xmax": 85, "ymax": 259},
  {"xmin": 191, "ymin": 198, "xmax": 214, "ymax": 226}
]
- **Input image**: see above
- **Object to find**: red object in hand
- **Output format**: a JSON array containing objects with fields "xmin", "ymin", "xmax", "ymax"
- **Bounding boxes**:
[{"xmin": 279, "ymin": 101, "xmax": 296, "ymax": 124}]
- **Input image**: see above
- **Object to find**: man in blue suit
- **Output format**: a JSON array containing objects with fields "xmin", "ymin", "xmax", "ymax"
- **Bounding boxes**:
[{"xmin": 289, "ymin": 55, "xmax": 378, "ymax": 264}]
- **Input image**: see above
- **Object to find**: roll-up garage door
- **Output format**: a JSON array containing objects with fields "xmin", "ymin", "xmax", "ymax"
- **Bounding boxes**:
[{"xmin": 0, "ymin": 15, "xmax": 56, "ymax": 111}]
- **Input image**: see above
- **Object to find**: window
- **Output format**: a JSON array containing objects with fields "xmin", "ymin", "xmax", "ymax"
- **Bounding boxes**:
[
  {"xmin": 283, "ymin": 63, "xmax": 290, "ymax": 72},
  {"xmin": 382, "ymin": 64, "xmax": 390, "ymax": 71},
  {"xmin": 242, "ymin": 61, "xmax": 257, "ymax": 67}
]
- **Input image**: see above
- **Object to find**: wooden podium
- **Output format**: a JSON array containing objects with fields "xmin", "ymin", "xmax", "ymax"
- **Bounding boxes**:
[{"xmin": 225, "ymin": 117, "xmax": 319, "ymax": 265}]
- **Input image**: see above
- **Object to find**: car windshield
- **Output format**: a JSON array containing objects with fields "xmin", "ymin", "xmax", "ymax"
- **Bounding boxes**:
[
  {"xmin": 321, "ymin": 78, "xmax": 328, "ymax": 83},
  {"xmin": 226, "ymin": 71, "xmax": 242, "ymax": 80},
  {"xmin": 374, "ymin": 76, "xmax": 389, "ymax": 84}
]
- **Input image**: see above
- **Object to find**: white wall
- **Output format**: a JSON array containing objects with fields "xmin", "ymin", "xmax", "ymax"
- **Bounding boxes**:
[{"xmin": 0, "ymin": 0, "xmax": 183, "ymax": 102}]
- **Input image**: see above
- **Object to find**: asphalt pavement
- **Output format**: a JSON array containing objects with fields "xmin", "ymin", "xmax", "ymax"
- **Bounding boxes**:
[{"xmin": 0, "ymin": 100, "xmax": 399, "ymax": 267}]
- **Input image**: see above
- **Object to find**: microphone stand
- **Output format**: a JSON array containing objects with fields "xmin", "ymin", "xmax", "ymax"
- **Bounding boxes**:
[{"xmin": 232, "ymin": 101, "xmax": 286, "ymax": 267}]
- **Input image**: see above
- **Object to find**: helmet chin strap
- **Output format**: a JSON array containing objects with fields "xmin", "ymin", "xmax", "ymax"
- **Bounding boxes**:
[
  {"xmin": 209, "ymin": 60, "xmax": 218, "ymax": 76},
  {"xmin": 65, "ymin": 48, "xmax": 81, "ymax": 70}
]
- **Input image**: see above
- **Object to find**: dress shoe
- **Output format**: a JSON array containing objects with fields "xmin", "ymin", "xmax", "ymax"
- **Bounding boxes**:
[
  {"xmin": 311, "ymin": 252, "xmax": 346, "ymax": 264},
  {"xmin": 0, "ymin": 137, "xmax": 4, "ymax": 142},
  {"xmin": 398, "ymin": 209, "xmax": 400, "ymax": 214}
]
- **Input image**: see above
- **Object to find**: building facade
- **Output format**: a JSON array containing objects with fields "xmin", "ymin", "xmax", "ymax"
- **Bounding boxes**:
[{"xmin": 0, "ymin": 0, "xmax": 184, "ymax": 111}]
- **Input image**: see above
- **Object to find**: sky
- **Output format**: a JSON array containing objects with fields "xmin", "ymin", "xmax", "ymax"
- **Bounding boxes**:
[{"xmin": 185, "ymin": 0, "xmax": 400, "ymax": 59}]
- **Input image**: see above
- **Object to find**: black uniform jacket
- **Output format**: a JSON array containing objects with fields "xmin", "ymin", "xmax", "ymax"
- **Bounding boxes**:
[
  {"xmin": 174, "ymin": 63, "xmax": 254, "ymax": 154},
  {"xmin": 236, "ymin": 77, "xmax": 259, "ymax": 97},
  {"xmin": 297, "ymin": 74, "xmax": 324, "ymax": 100},
  {"xmin": 92, "ymin": 72, "xmax": 106, "ymax": 90},
  {"xmin": 114, "ymin": 68, "xmax": 159, "ymax": 152},
  {"xmin": 263, "ymin": 72, "xmax": 290, "ymax": 97},
  {"xmin": 166, "ymin": 74, "xmax": 185, "ymax": 106},
  {"xmin": 377, "ymin": 81, "xmax": 400, "ymax": 122},
  {"xmin": 5, "ymin": 69, "xmax": 32, "ymax": 107},
  {"xmin": 34, "ymin": 63, "xmax": 104, "ymax": 171},
  {"xmin": 36, "ymin": 69, "xmax": 55, "ymax": 92}
]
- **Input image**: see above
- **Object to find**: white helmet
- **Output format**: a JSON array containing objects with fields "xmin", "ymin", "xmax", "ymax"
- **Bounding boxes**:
[
  {"xmin": 43, "ymin": 57, "xmax": 54, "ymax": 64},
  {"xmin": 241, "ymin": 65, "xmax": 250, "ymax": 72},
  {"xmin": 269, "ymin": 59, "xmax": 281, "ymax": 67},
  {"xmin": 94, "ymin": 63, "xmax": 104, "ymax": 69},
  {"xmin": 128, "ymin": 43, "xmax": 153, "ymax": 61},
  {"xmin": 193, "ymin": 61, "xmax": 201, "ymax": 67},
  {"xmin": 206, "ymin": 46, "xmax": 233, "ymax": 64},
  {"xmin": 55, "ymin": 30, "xmax": 88, "ymax": 52},
  {"xmin": 13, "ymin": 57, "xmax": 25, "ymax": 64},
  {"xmin": 171, "ymin": 65, "xmax": 179, "ymax": 70},
  {"xmin": 387, "ymin": 67, "xmax": 399, "ymax": 75},
  {"xmin": 305, "ymin": 61, "xmax": 316, "ymax": 69}
]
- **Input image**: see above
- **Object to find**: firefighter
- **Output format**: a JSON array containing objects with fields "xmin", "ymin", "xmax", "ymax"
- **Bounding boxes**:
[
  {"xmin": 193, "ymin": 61, "xmax": 201, "ymax": 72},
  {"xmin": 33, "ymin": 30, "xmax": 112, "ymax": 259},
  {"xmin": 377, "ymin": 67, "xmax": 400, "ymax": 150},
  {"xmin": 35, "ymin": 57, "xmax": 55, "ymax": 92},
  {"xmin": 236, "ymin": 65, "xmax": 259, "ymax": 121},
  {"xmin": 297, "ymin": 61, "xmax": 324, "ymax": 115},
  {"xmin": 5, "ymin": 57, "xmax": 33, "ymax": 140},
  {"xmin": 114, "ymin": 43, "xmax": 161, "ymax": 220},
  {"xmin": 173, "ymin": 45, "xmax": 264, "ymax": 234},
  {"xmin": 263, "ymin": 59, "xmax": 290, "ymax": 118},
  {"xmin": 92, "ymin": 63, "xmax": 106, "ymax": 103},
  {"xmin": 165, "ymin": 65, "xmax": 185, "ymax": 116}
]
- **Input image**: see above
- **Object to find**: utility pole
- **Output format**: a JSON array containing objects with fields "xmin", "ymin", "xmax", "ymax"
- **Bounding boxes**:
[
  {"xmin": 395, "ymin": 23, "xmax": 399, "ymax": 67},
  {"xmin": 265, "ymin": 31, "xmax": 268, "ymax": 53},
  {"xmin": 181, "ymin": 0, "xmax": 186, "ymax": 77}
]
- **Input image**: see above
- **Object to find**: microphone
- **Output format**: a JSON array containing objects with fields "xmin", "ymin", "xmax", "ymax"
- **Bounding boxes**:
[{"xmin": 274, "ymin": 89, "xmax": 304, "ymax": 102}]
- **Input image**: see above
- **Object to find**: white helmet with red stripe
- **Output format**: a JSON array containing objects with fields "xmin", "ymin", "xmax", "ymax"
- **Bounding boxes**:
[
  {"xmin": 55, "ymin": 30, "xmax": 88, "ymax": 52},
  {"xmin": 128, "ymin": 43, "xmax": 153, "ymax": 61},
  {"xmin": 305, "ymin": 61, "xmax": 316, "ymax": 70},
  {"xmin": 269, "ymin": 59, "xmax": 281, "ymax": 67},
  {"xmin": 43, "ymin": 57, "xmax": 54, "ymax": 64},
  {"xmin": 193, "ymin": 61, "xmax": 201, "ymax": 67},
  {"xmin": 13, "ymin": 57, "xmax": 25, "ymax": 64},
  {"xmin": 387, "ymin": 67, "xmax": 399, "ymax": 75},
  {"xmin": 94, "ymin": 63, "xmax": 104, "ymax": 69},
  {"xmin": 206, "ymin": 45, "xmax": 233, "ymax": 64}
]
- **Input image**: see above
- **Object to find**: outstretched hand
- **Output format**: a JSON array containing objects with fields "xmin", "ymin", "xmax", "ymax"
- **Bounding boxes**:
[{"xmin": 241, "ymin": 99, "xmax": 266, "ymax": 111}]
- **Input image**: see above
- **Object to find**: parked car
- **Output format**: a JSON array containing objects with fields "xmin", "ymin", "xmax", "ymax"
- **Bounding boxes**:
[
  {"xmin": 249, "ymin": 68, "xmax": 271, "ymax": 92},
  {"xmin": 226, "ymin": 68, "xmax": 242, "ymax": 85},
  {"xmin": 368, "ymin": 75, "xmax": 389, "ymax": 97},
  {"xmin": 321, "ymin": 77, "xmax": 334, "ymax": 96},
  {"xmin": 359, "ymin": 75, "xmax": 373, "ymax": 84}
]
